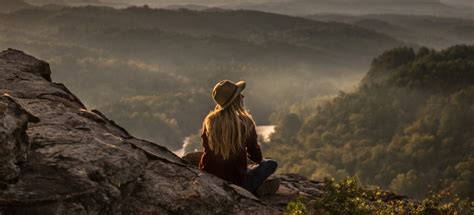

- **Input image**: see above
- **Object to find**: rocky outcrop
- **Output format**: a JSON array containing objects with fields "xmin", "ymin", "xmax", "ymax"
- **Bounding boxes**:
[{"xmin": 0, "ymin": 49, "xmax": 324, "ymax": 214}]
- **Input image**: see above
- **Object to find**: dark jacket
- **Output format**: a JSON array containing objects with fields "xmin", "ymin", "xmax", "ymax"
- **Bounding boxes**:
[{"xmin": 199, "ymin": 126, "xmax": 263, "ymax": 186}]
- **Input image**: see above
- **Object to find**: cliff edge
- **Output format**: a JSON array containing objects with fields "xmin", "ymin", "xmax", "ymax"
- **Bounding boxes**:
[{"xmin": 0, "ymin": 49, "xmax": 323, "ymax": 214}]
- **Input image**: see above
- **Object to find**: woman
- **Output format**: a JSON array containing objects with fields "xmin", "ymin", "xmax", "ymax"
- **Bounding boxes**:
[{"xmin": 199, "ymin": 80, "xmax": 280, "ymax": 196}]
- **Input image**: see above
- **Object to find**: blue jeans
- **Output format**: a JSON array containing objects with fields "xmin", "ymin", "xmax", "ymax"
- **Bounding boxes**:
[{"xmin": 243, "ymin": 159, "xmax": 278, "ymax": 193}]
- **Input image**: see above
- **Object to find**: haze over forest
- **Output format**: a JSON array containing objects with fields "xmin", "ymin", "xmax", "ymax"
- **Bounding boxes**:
[
  {"xmin": 1, "ymin": 0, "xmax": 473, "ymax": 200},
  {"xmin": 23, "ymin": 0, "xmax": 474, "ymax": 18}
]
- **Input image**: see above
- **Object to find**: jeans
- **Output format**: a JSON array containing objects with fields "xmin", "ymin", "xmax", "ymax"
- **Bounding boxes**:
[{"xmin": 243, "ymin": 159, "xmax": 278, "ymax": 193}]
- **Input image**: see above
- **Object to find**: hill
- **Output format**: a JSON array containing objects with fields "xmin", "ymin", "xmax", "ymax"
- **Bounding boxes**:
[
  {"xmin": 308, "ymin": 14, "xmax": 474, "ymax": 48},
  {"xmin": 444, "ymin": 0, "xmax": 474, "ymax": 9},
  {"xmin": 0, "ymin": 6, "xmax": 404, "ymax": 149},
  {"xmin": 265, "ymin": 45, "xmax": 474, "ymax": 199},
  {"xmin": 25, "ymin": 0, "xmax": 108, "ymax": 7},
  {"xmin": 0, "ymin": 0, "xmax": 34, "ymax": 14},
  {"xmin": 163, "ymin": 4, "xmax": 210, "ymax": 10},
  {"xmin": 235, "ymin": 0, "xmax": 474, "ymax": 19}
]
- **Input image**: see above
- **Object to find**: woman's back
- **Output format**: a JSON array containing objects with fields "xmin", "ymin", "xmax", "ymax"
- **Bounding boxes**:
[{"xmin": 199, "ymin": 124, "xmax": 262, "ymax": 186}]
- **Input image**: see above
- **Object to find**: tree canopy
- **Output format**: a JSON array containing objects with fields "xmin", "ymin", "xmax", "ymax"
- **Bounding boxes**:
[{"xmin": 266, "ymin": 45, "xmax": 474, "ymax": 199}]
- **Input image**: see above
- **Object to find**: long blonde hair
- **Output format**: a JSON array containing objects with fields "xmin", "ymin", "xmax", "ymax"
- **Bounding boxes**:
[{"xmin": 203, "ymin": 95, "xmax": 255, "ymax": 160}]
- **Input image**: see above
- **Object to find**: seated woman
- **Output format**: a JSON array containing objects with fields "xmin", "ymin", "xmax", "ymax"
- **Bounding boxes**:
[{"xmin": 199, "ymin": 80, "xmax": 279, "ymax": 196}]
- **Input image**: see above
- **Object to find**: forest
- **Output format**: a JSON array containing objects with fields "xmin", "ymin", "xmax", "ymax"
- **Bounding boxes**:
[{"xmin": 266, "ymin": 45, "xmax": 474, "ymax": 199}]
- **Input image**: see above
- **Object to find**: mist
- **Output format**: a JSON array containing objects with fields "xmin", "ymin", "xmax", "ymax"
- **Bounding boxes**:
[{"xmin": 24, "ymin": 0, "xmax": 474, "ymax": 18}]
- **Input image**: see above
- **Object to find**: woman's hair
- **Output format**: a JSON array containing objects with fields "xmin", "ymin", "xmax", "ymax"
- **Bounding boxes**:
[{"xmin": 203, "ymin": 95, "xmax": 255, "ymax": 160}]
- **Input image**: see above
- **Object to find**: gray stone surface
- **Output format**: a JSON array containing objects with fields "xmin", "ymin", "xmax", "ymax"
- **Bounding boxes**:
[{"xmin": 0, "ymin": 95, "xmax": 38, "ymax": 184}]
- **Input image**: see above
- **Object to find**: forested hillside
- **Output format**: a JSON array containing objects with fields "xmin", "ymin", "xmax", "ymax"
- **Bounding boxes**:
[
  {"xmin": 0, "ymin": 6, "xmax": 404, "ymax": 149},
  {"xmin": 266, "ymin": 45, "xmax": 474, "ymax": 199}
]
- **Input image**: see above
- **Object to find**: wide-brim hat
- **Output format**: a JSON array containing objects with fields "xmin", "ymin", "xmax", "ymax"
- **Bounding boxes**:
[{"xmin": 212, "ymin": 80, "xmax": 246, "ymax": 109}]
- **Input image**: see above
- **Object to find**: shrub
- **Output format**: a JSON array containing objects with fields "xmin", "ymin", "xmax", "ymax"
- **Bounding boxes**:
[{"xmin": 286, "ymin": 177, "xmax": 474, "ymax": 215}]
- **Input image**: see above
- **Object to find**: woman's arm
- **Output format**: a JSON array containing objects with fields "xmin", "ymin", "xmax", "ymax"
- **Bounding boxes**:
[
  {"xmin": 200, "ymin": 128, "xmax": 210, "ymax": 151},
  {"xmin": 246, "ymin": 126, "xmax": 263, "ymax": 164},
  {"xmin": 199, "ymin": 128, "xmax": 210, "ymax": 170}
]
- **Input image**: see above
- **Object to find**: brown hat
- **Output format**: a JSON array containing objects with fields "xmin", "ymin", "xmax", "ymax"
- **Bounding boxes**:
[{"xmin": 212, "ymin": 80, "xmax": 246, "ymax": 109}]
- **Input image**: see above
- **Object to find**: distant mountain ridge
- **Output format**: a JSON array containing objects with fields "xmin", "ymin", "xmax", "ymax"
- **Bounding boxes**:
[
  {"xmin": 17, "ymin": 0, "xmax": 474, "ymax": 20},
  {"xmin": 308, "ymin": 14, "xmax": 474, "ymax": 48},
  {"xmin": 25, "ymin": 0, "xmax": 130, "ymax": 7},
  {"xmin": 234, "ymin": 0, "xmax": 474, "ymax": 19},
  {"xmin": 163, "ymin": 4, "xmax": 210, "ymax": 10},
  {"xmin": 0, "ymin": 0, "xmax": 34, "ymax": 13}
]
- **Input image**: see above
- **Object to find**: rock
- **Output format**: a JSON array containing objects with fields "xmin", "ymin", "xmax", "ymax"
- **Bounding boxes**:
[
  {"xmin": 0, "ymin": 49, "xmax": 325, "ymax": 214},
  {"xmin": 0, "ymin": 48, "xmax": 51, "ymax": 82},
  {"xmin": 182, "ymin": 152, "xmax": 325, "ymax": 212},
  {"xmin": 0, "ymin": 95, "xmax": 38, "ymax": 183},
  {"xmin": 182, "ymin": 151, "xmax": 203, "ymax": 166}
]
